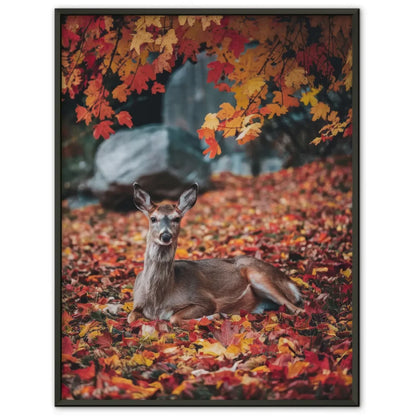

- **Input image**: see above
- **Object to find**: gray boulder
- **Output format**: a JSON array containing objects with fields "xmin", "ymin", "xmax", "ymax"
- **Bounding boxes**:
[{"xmin": 87, "ymin": 124, "xmax": 210, "ymax": 210}]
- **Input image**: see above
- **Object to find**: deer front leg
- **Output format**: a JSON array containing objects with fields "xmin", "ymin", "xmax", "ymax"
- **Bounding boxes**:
[{"xmin": 170, "ymin": 303, "xmax": 216, "ymax": 326}]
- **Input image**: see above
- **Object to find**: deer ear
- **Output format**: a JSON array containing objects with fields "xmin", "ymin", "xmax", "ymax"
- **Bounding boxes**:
[
  {"xmin": 133, "ymin": 183, "xmax": 155, "ymax": 213},
  {"xmin": 178, "ymin": 183, "xmax": 198, "ymax": 214}
]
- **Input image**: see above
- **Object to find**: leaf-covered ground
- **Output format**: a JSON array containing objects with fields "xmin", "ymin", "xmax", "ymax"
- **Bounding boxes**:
[{"xmin": 61, "ymin": 157, "xmax": 353, "ymax": 401}]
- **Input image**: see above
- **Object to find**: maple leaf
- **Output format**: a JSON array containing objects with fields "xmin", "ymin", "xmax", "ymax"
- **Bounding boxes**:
[
  {"xmin": 84, "ymin": 76, "xmax": 103, "ymax": 108},
  {"xmin": 207, "ymin": 61, "xmax": 234, "ymax": 84},
  {"xmin": 129, "ymin": 64, "xmax": 156, "ymax": 94},
  {"xmin": 259, "ymin": 104, "xmax": 288, "ymax": 119},
  {"xmin": 217, "ymin": 102, "xmax": 236, "ymax": 120},
  {"xmin": 75, "ymin": 105, "xmax": 92, "ymax": 125},
  {"xmin": 178, "ymin": 15, "xmax": 196, "ymax": 26},
  {"xmin": 300, "ymin": 87, "xmax": 322, "ymax": 107},
  {"xmin": 216, "ymin": 83, "xmax": 232, "ymax": 92},
  {"xmin": 236, "ymin": 122, "xmax": 262, "ymax": 144},
  {"xmin": 153, "ymin": 51, "xmax": 173, "ymax": 74},
  {"xmin": 151, "ymin": 82, "xmax": 165, "ymax": 94},
  {"xmin": 201, "ymin": 113, "xmax": 219, "ymax": 130},
  {"xmin": 242, "ymin": 77, "xmax": 265, "ymax": 96},
  {"xmin": 227, "ymin": 31, "xmax": 249, "ymax": 57},
  {"xmin": 285, "ymin": 67, "xmax": 308, "ymax": 89},
  {"xmin": 156, "ymin": 29, "xmax": 178, "ymax": 55},
  {"xmin": 200, "ymin": 16, "xmax": 223, "ymax": 31},
  {"xmin": 116, "ymin": 111, "xmax": 133, "ymax": 128},
  {"xmin": 197, "ymin": 127, "xmax": 215, "ymax": 141},
  {"xmin": 310, "ymin": 102, "xmax": 331, "ymax": 121},
  {"xmin": 93, "ymin": 120, "xmax": 115, "ymax": 139},
  {"xmin": 98, "ymin": 100, "xmax": 114, "ymax": 121},
  {"xmin": 130, "ymin": 28, "xmax": 154, "ymax": 55},
  {"xmin": 272, "ymin": 89, "xmax": 300, "ymax": 108},
  {"xmin": 112, "ymin": 84, "xmax": 130, "ymax": 102}
]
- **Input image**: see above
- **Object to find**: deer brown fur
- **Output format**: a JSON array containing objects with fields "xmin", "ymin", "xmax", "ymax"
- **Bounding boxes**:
[{"xmin": 127, "ymin": 183, "xmax": 303, "ymax": 326}]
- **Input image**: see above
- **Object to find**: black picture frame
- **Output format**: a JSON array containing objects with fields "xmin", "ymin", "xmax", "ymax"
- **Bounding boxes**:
[{"xmin": 55, "ymin": 8, "xmax": 359, "ymax": 406}]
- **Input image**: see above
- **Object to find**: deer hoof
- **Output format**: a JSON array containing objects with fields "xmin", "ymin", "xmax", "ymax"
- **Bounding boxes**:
[{"xmin": 127, "ymin": 311, "xmax": 140, "ymax": 324}]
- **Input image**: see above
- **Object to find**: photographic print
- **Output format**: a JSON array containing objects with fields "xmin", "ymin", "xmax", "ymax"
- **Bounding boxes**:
[{"xmin": 56, "ymin": 9, "xmax": 358, "ymax": 405}]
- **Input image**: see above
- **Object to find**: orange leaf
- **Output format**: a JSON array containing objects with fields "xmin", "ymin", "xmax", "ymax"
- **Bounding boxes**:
[
  {"xmin": 116, "ymin": 111, "xmax": 133, "ymax": 128},
  {"xmin": 112, "ymin": 84, "xmax": 130, "ymax": 102},
  {"xmin": 286, "ymin": 361, "xmax": 310, "ymax": 379},
  {"xmin": 151, "ymin": 82, "xmax": 165, "ymax": 94},
  {"xmin": 93, "ymin": 120, "xmax": 115, "ymax": 139},
  {"xmin": 75, "ymin": 105, "xmax": 92, "ymax": 125}
]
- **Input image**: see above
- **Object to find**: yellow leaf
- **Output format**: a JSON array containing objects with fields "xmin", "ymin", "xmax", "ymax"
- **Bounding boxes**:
[
  {"xmin": 300, "ymin": 87, "xmax": 321, "ymax": 106},
  {"xmin": 172, "ymin": 381, "xmax": 188, "ymax": 395},
  {"xmin": 290, "ymin": 276, "xmax": 309, "ymax": 289},
  {"xmin": 285, "ymin": 67, "xmax": 308, "ymax": 89},
  {"xmin": 232, "ymin": 85, "xmax": 249, "ymax": 109},
  {"xmin": 278, "ymin": 337, "xmax": 298, "ymax": 356},
  {"xmin": 341, "ymin": 268, "xmax": 352, "ymax": 281},
  {"xmin": 79, "ymin": 321, "xmax": 99, "ymax": 338},
  {"xmin": 287, "ymin": 361, "xmax": 310, "ymax": 379},
  {"xmin": 130, "ymin": 28, "xmax": 154, "ymax": 55},
  {"xmin": 200, "ymin": 16, "xmax": 222, "ymax": 31},
  {"xmin": 217, "ymin": 102, "xmax": 235, "ymax": 120},
  {"xmin": 122, "ymin": 302, "xmax": 133, "ymax": 313},
  {"xmin": 251, "ymin": 365, "xmax": 270, "ymax": 373},
  {"xmin": 103, "ymin": 354, "xmax": 121, "ymax": 369},
  {"xmin": 131, "ymin": 352, "xmax": 159, "ymax": 367},
  {"xmin": 221, "ymin": 116, "xmax": 244, "ymax": 138},
  {"xmin": 202, "ymin": 113, "xmax": 219, "ymax": 130},
  {"xmin": 157, "ymin": 29, "xmax": 178, "ymax": 55},
  {"xmin": 310, "ymin": 102, "xmax": 331, "ymax": 121},
  {"xmin": 242, "ymin": 77, "xmax": 265, "ymax": 96},
  {"xmin": 224, "ymin": 344, "xmax": 241, "ymax": 359},
  {"xmin": 242, "ymin": 114, "xmax": 263, "ymax": 127},
  {"xmin": 310, "ymin": 136, "xmax": 322, "ymax": 146},
  {"xmin": 344, "ymin": 71, "xmax": 352, "ymax": 91},
  {"xmin": 144, "ymin": 16, "xmax": 162, "ymax": 27},
  {"xmin": 178, "ymin": 16, "xmax": 196, "ymax": 26},
  {"xmin": 175, "ymin": 248, "xmax": 189, "ymax": 259},
  {"xmin": 312, "ymin": 267, "xmax": 328, "ymax": 275},
  {"xmin": 231, "ymin": 314, "xmax": 242, "ymax": 322},
  {"xmin": 235, "ymin": 122, "xmax": 262, "ymax": 144},
  {"xmin": 195, "ymin": 339, "xmax": 226, "ymax": 357}
]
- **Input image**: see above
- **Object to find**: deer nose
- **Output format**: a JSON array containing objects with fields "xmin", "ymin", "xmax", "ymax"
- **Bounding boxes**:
[{"xmin": 160, "ymin": 232, "xmax": 172, "ymax": 243}]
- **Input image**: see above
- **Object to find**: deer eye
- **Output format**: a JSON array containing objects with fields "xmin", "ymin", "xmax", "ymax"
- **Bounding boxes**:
[
  {"xmin": 172, "ymin": 217, "xmax": 181, "ymax": 223},
  {"xmin": 150, "ymin": 217, "xmax": 157, "ymax": 223}
]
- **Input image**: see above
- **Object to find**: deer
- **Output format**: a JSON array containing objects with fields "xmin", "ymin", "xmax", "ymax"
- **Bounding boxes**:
[{"xmin": 127, "ymin": 183, "xmax": 303, "ymax": 326}]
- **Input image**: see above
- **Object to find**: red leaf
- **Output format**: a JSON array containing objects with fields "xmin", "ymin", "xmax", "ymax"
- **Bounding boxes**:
[
  {"xmin": 151, "ymin": 82, "xmax": 165, "ymax": 94},
  {"xmin": 93, "ymin": 120, "xmax": 115, "ymax": 139},
  {"xmin": 207, "ymin": 61, "xmax": 235, "ymax": 84},
  {"xmin": 227, "ymin": 31, "xmax": 248, "ymax": 57},
  {"xmin": 62, "ymin": 336, "xmax": 74, "ymax": 355},
  {"xmin": 129, "ymin": 63, "xmax": 156, "ymax": 94},
  {"xmin": 73, "ymin": 362, "xmax": 95, "ymax": 381},
  {"xmin": 343, "ymin": 123, "xmax": 352, "ymax": 137},
  {"xmin": 116, "ymin": 111, "xmax": 133, "ymax": 128}
]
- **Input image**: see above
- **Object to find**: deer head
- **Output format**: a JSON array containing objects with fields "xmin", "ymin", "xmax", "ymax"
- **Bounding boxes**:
[{"xmin": 133, "ymin": 183, "xmax": 198, "ymax": 247}]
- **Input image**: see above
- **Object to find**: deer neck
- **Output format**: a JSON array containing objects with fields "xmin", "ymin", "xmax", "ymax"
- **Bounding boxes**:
[{"xmin": 141, "ymin": 238, "xmax": 177, "ymax": 304}]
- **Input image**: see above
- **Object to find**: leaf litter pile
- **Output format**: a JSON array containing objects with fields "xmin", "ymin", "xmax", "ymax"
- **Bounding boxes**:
[{"xmin": 61, "ymin": 157, "xmax": 353, "ymax": 401}]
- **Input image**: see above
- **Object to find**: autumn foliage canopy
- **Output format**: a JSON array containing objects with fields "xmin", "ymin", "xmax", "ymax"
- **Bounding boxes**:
[{"xmin": 61, "ymin": 14, "xmax": 353, "ymax": 157}]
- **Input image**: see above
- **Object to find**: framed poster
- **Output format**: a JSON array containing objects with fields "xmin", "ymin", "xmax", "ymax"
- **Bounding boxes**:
[{"xmin": 56, "ymin": 8, "xmax": 359, "ymax": 405}]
